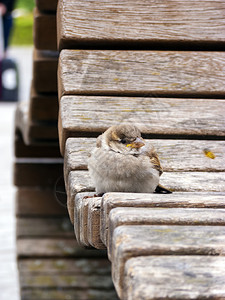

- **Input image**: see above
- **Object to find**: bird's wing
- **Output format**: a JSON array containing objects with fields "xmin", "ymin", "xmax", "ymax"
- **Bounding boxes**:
[{"xmin": 146, "ymin": 147, "xmax": 163, "ymax": 176}]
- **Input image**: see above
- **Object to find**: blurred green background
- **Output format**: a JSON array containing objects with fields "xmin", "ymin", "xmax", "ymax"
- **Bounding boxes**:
[{"xmin": 11, "ymin": 0, "xmax": 35, "ymax": 45}]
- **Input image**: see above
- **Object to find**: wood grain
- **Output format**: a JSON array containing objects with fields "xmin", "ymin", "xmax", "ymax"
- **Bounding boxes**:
[
  {"xmin": 124, "ymin": 256, "xmax": 225, "ymax": 300},
  {"xmin": 57, "ymin": 0, "xmax": 225, "ymax": 50},
  {"xmin": 108, "ymin": 207, "xmax": 225, "ymax": 256},
  {"xmin": 59, "ymin": 95, "xmax": 225, "ymax": 153},
  {"xmin": 33, "ymin": 8, "xmax": 57, "ymax": 50},
  {"xmin": 33, "ymin": 49, "xmax": 58, "ymax": 93},
  {"xmin": 111, "ymin": 225, "xmax": 225, "ymax": 298},
  {"xmin": 16, "ymin": 188, "xmax": 67, "ymax": 217},
  {"xmin": 101, "ymin": 192, "xmax": 225, "ymax": 246},
  {"xmin": 58, "ymin": 50, "xmax": 225, "ymax": 98}
]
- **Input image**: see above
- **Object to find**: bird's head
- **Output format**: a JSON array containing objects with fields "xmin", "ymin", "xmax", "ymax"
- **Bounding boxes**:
[{"xmin": 102, "ymin": 124, "xmax": 145, "ymax": 154}]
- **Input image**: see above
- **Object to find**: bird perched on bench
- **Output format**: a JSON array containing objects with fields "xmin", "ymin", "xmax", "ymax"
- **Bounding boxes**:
[{"xmin": 88, "ymin": 124, "xmax": 171, "ymax": 195}]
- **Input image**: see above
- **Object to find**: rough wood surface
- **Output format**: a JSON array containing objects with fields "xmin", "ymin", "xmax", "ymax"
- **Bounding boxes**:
[
  {"xmin": 59, "ymin": 95, "xmax": 225, "ymax": 153},
  {"xmin": 101, "ymin": 192, "xmax": 225, "ymax": 246},
  {"xmin": 17, "ymin": 238, "xmax": 106, "ymax": 258},
  {"xmin": 64, "ymin": 137, "xmax": 225, "ymax": 184},
  {"xmin": 57, "ymin": 0, "xmax": 225, "ymax": 50},
  {"xmin": 15, "ymin": 101, "xmax": 58, "ymax": 145},
  {"xmin": 124, "ymin": 256, "xmax": 225, "ymax": 300},
  {"xmin": 16, "ymin": 188, "xmax": 67, "ymax": 217},
  {"xmin": 14, "ymin": 159, "xmax": 63, "ymax": 187},
  {"xmin": 58, "ymin": 50, "xmax": 225, "ymax": 98},
  {"xmin": 29, "ymin": 85, "xmax": 58, "ymax": 122},
  {"xmin": 111, "ymin": 225, "xmax": 225, "ymax": 298},
  {"xmin": 36, "ymin": 0, "xmax": 58, "ymax": 12},
  {"xmin": 33, "ymin": 49, "xmax": 58, "ymax": 93},
  {"xmin": 33, "ymin": 8, "xmax": 57, "ymax": 50},
  {"xmin": 87, "ymin": 197, "xmax": 106, "ymax": 249},
  {"xmin": 17, "ymin": 218, "xmax": 73, "ymax": 238},
  {"xmin": 15, "ymin": 130, "xmax": 61, "ymax": 158},
  {"xmin": 107, "ymin": 207, "xmax": 225, "ymax": 255}
]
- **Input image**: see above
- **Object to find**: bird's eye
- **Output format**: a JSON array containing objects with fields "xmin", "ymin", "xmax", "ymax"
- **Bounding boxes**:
[{"xmin": 121, "ymin": 139, "xmax": 126, "ymax": 144}]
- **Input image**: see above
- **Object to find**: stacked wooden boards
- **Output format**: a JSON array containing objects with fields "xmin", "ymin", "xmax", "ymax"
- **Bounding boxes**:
[
  {"xmin": 14, "ymin": 0, "xmax": 118, "ymax": 299},
  {"xmin": 57, "ymin": 0, "xmax": 225, "ymax": 299}
]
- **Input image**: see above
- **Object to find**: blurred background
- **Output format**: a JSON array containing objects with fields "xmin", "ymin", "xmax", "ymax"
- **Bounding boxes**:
[{"xmin": 0, "ymin": 0, "xmax": 34, "ymax": 298}]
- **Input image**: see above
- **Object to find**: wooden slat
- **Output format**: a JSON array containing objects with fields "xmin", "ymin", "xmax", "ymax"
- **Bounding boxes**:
[
  {"xmin": 58, "ymin": 50, "xmax": 225, "ymax": 98},
  {"xmin": 33, "ymin": 8, "xmax": 57, "ymax": 50},
  {"xmin": 14, "ymin": 159, "xmax": 63, "ymax": 187},
  {"xmin": 21, "ymin": 289, "xmax": 119, "ymax": 300},
  {"xmin": 67, "ymin": 170, "xmax": 225, "ymax": 224},
  {"xmin": 17, "ymin": 218, "xmax": 74, "ymax": 238},
  {"xmin": 29, "ymin": 85, "xmax": 58, "ymax": 122},
  {"xmin": 15, "ymin": 131, "xmax": 61, "ymax": 158},
  {"xmin": 107, "ymin": 207, "xmax": 225, "ymax": 256},
  {"xmin": 100, "ymin": 192, "xmax": 225, "ymax": 246},
  {"xmin": 111, "ymin": 225, "xmax": 225, "ymax": 298},
  {"xmin": 57, "ymin": 0, "xmax": 225, "ymax": 50},
  {"xmin": 15, "ymin": 102, "xmax": 58, "ymax": 145},
  {"xmin": 17, "ymin": 238, "xmax": 107, "ymax": 258},
  {"xmin": 33, "ymin": 49, "xmax": 58, "ymax": 93},
  {"xmin": 36, "ymin": 0, "xmax": 58, "ymax": 12},
  {"xmin": 16, "ymin": 188, "xmax": 67, "ymax": 217},
  {"xmin": 59, "ymin": 95, "xmax": 225, "ymax": 153},
  {"xmin": 64, "ymin": 137, "xmax": 225, "ymax": 186},
  {"xmin": 124, "ymin": 256, "xmax": 225, "ymax": 300}
]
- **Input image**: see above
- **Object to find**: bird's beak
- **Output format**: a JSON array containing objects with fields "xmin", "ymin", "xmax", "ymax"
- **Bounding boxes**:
[{"xmin": 127, "ymin": 137, "xmax": 145, "ymax": 149}]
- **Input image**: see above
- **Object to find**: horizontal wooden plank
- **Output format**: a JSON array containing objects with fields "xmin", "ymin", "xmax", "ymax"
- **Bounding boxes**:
[
  {"xmin": 14, "ymin": 159, "xmax": 63, "ymax": 187},
  {"xmin": 111, "ymin": 225, "xmax": 225, "ymax": 298},
  {"xmin": 29, "ymin": 85, "xmax": 58, "ymax": 122},
  {"xmin": 21, "ymin": 288, "xmax": 119, "ymax": 300},
  {"xmin": 15, "ymin": 130, "xmax": 61, "ymax": 158},
  {"xmin": 124, "ymin": 256, "xmax": 225, "ymax": 300},
  {"xmin": 59, "ymin": 95, "xmax": 225, "ymax": 153},
  {"xmin": 18, "ymin": 258, "xmax": 111, "ymax": 275},
  {"xmin": 15, "ymin": 102, "xmax": 58, "ymax": 145},
  {"xmin": 100, "ymin": 192, "xmax": 225, "ymax": 246},
  {"xmin": 64, "ymin": 137, "xmax": 225, "ymax": 185},
  {"xmin": 58, "ymin": 50, "xmax": 225, "ymax": 98},
  {"xmin": 36, "ymin": 0, "xmax": 58, "ymax": 12},
  {"xmin": 16, "ymin": 188, "xmax": 67, "ymax": 217},
  {"xmin": 33, "ymin": 8, "xmax": 57, "ymax": 50},
  {"xmin": 67, "ymin": 170, "xmax": 225, "ymax": 224},
  {"xmin": 17, "ymin": 238, "xmax": 107, "ymax": 258},
  {"xmin": 33, "ymin": 49, "xmax": 58, "ymax": 93},
  {"xmin": 107, "ymin": 207, "xmax": 225, "ymax": 256},
  {"xmin": 57, "ymin": 0, "xmax": 225, "ymax": 50},
  {"xmin": 17, "ymin": 218, "xmax": 73, "ymax": 238}
]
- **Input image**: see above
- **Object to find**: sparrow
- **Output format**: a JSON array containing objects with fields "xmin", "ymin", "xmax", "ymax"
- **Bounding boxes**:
[{"xmin": 88, "ymin": 124, "xmax": 171, "ymax": 195}]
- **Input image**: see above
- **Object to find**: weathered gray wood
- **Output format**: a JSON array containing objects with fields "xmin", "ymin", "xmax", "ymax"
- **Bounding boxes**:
[
  {"xmin": 17, "ymin": 218, "xmax": 73, "ymax": 238},
  {"xmin": 101, "ymin": 192, "xmax": 225, "ymax": 246},
  {"xmin": 15, "ymin": 101, "xmax": 58, "ymax": 145},
  {"xmin": 36, "ymin": 0, "xmax": 58, "ymax": 12},
  {"xmin": 57, "ymin": 0, "xmax": 225, "ymax": 50},
  {"xmin": 58, "ymin": 50, "xmax": 225, "ymax": 98},
  {"xmin": 15, "ymin": 131, "xmax": 61, "ymax": 158},
  {"xmin": 33, "ymin": 49, "xmax": 58, "ymax": 93},
  {"xmin": 64, "ymin": 137, "xmax": 225, "ymax": 186},
  {"xmin": 21, "ymin": 289, "xmax": 119, "ymax": 300},
  {"xmin": 108, "ymin": 207, "xmax": 225, "ymax": 255},
  {"xmin": 16, "ymin": 188, "xmax": 67, "ymax": 217},
  {"xmin": 33, "ymin": 8, "xmax": 57, "ymax": 50},
  {"xmin": 14, "ymin": 159, "xmax": 63, "ymax": 187},
  {"xmin": 17, "ymin": 238, "xmax": 107, "ymax": 258},
  {"xmin": 68, "ymin": 170, "xmax": 225, "ymax": 224},
  {"xmin": 79, "ymin": 195, "xmax": 92, "ymax": 247},
  {"xmin": 124, "ymin": 256, "xmax": 225, "ymax": 300},
  {"xmin": 111, "ymin": 225, "xmax": 225, "ymax": 298},
  {"xmin": 59, "ymin": 95, "xmax": 225, "ymax": 153},
  {"xmin": 29, "ymin": 85, "xmax": 58, "ymax": 122},
  {"xmin": 87, "ymin": 197, "xmax": 106, "ymax": 249}
]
